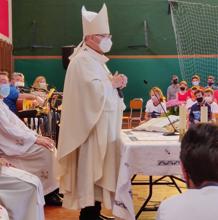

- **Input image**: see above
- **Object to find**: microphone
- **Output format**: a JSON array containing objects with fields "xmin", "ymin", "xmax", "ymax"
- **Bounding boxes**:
[
  {"xmin": 114, "ymin": 71, "xmax": 124, "ymax": 98},
  {"xmin": 117, "ymin": 88, "xmax": 124, "ymax": 98},
  {"xmin": 143, "ymin": 80, "xmax": 178, "ymax": 136}
]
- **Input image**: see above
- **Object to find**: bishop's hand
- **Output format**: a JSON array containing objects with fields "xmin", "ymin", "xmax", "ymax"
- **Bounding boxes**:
[{"xmin": 111, "ymin": 72, "xmax": 128, "ymax": 89}]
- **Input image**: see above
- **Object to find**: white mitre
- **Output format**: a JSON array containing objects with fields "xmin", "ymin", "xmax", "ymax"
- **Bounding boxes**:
[
  {"xmin": 82, "ymin": 3, "xmax": 110, "ymax": 36},
  {"xmin": 69, "ymin": 4, "xmax": 110, "ymax": 60}
]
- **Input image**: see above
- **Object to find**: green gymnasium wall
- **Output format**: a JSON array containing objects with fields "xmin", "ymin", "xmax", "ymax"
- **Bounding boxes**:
[
  {"xmin": 12, "ymin": 0, "xmax": 176, "ymax": 55},
  {"xmin": 14, "ymin": 57, "xmax": 181, "ymax": 107},
  {"xmin": 12, "ymin": 0, "xmax": 217, "ymax": 107}
]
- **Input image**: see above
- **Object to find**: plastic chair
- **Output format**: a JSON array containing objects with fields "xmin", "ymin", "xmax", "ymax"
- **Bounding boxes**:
[{"xmin": 123, "ymin": 98, "xmax": 143, "ymax": 128}]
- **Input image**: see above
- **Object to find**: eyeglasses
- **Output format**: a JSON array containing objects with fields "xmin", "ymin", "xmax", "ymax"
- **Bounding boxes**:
[{"xmin": 96, "ymin": 34, "xmax": 112, "ymax": 38}]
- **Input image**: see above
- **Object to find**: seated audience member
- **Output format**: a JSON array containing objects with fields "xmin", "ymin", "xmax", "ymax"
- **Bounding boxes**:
[
  {"xmin": 11, "ymin": 72, "xmax": 25, "ymax": 88},
  {"xmin": 32, "ymin": 76, "xmax": 48, "ymax": 91},
  {"xmin": 177, "ymin": 81, "xmax": 188, "ymax": 103},
  {"xmin": 167, "ymin": 75, "xmax": 180, "ymax": 101},
  {"xmin": 3, "ymin": 72, "xmax": 43, "ymax": 114},
  {"xmin": 189, "ymin": 89, "xmax": 211, "ymax": 124},
  {"xmin": 191, "ymin": 74, "xmax": 202, "ymax": 87},
  {"xmin": 0, "ymin": 71, "xmax": 61, "ymax": 206},
  {"xmin": 187, "ymin": 74, "xmax": 203, "ymax": 97},
  {"xmin": 144, "ymin": 87, "xmax": 166, "ymax": 120},
  {"xmin": 31, "ymin": 76, "xmax": 48, "ymax": 103},
  {"xmin": 31, "ymin": 76, "xmax": 53, "ymax": 136},
  {"xmin": 205, "ymin": 75, "xmax": 218, "ymax": 90},
  {"xmin": 186, "ymin": 86, "xmax": 197, "ymax": 110},
  {"xmin": 0, "ymin": 157, "xmax": 45, "ymax": 220},
  {"xmin": 204, "ymin": 88, "xmax": 218, "ymax": 114},
  {"xmin": 157, "ymin": 123, "xmax": 218, "ymax": 220}
]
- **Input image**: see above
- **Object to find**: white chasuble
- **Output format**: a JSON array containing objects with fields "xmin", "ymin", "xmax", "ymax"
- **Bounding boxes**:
[{"xmin": 58, "ymin": 45, "xmax": 124, "ymax": 209}]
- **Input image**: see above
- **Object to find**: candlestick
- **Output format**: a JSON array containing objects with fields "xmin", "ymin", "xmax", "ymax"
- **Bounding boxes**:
[
  {"xmin": 179, "ymin": 105, "xmax": 187, "ymax": 142},
  {"xmin": 200, "ymin": 106, "xmax": 208, "ymax": 123}
]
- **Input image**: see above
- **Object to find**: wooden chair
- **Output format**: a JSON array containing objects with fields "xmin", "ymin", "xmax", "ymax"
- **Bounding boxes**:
[
  {"xmin": 212, "ymin": 113, "xmax": 218, "ymax": 124},
  {"xmin": 123, "ymin": 98, "xmax": 143, "ymax": 128}
]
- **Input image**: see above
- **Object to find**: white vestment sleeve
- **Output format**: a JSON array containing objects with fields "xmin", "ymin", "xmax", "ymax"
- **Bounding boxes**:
[
  {"xmin": 0, "ymin": 101, "xmax": 37, "ymax": 156},
  {"xmin": 0, "ymin": 205, "xmax": 9, "ymax": 220}
]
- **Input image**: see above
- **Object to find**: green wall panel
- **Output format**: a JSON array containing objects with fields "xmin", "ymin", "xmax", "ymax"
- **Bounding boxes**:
[
  {"xmin": 14, "ymin": 58, "xmax": 181, "ymax": 108},
  {"xmin": 108, "ymin": 58, "xmax": 181, "ymax": 107},
  {"xmin": 12, "ymin": 0, "xmax": 176, "ymax": 55},
  {"xmin": 14, "ymin": 59, "xmax": 65, "ymax": 91}
]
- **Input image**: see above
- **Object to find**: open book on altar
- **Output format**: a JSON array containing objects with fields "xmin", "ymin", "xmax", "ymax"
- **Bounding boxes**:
[{"xmin": 133, "ymin": 115, "xmax": 179, "ymax": 133}]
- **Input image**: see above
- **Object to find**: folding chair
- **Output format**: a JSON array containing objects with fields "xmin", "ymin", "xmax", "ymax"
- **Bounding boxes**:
[{"xmin": 123, "ymin": 98, "xmax": 143, "ymax": 128}]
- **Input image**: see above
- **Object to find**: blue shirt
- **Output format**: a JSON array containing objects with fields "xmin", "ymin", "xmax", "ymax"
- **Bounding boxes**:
[
  {"xmin": 189, "ymin": 102, "xmax": 211, "ymax": 123},
  {"xmin": 3, "ymin": 85, "xmax": 20, "ymax": 114}
]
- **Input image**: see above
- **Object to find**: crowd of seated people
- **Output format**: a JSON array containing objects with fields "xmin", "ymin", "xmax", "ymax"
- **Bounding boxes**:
[
  {"xmin": 2, "ymin": 72, "xmax": 61, "ymax": 138},
  {"xmin": 144, "ymin": 74, "xmax": 218, "ymax": 125}
]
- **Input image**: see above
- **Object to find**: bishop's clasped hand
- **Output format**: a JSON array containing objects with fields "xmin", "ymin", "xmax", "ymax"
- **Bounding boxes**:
[{"xmin": 112, "ymin": 72, "xmax": 128, "ymax": 89}]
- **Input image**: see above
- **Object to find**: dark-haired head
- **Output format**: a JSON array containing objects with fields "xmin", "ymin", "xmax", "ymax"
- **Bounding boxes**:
[{"xmin": 180, "ymin": 123, "xmax": 218, "ymax": 188}]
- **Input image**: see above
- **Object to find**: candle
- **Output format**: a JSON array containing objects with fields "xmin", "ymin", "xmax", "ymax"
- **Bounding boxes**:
[
  {"xmin": 200, "ymin": 106, "xmax": 208, "ymax": 123},
  {"xmin": 179, "ymin": 105, "xmax": 187, "ymax": 130},
  {"xmin": 179, "ymin": 105, "xmax": 187, "ymax": 142}
]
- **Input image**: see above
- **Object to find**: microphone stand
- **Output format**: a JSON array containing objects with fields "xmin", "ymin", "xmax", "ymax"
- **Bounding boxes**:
[{"xmin": 144, "ymin": 80, "xmax": 178, "ymax": 136}]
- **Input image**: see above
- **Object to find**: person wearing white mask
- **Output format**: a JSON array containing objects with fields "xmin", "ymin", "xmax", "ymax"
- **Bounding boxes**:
[
  {"xmin": 32, "ymin": 76, "xmax": 48, "ymax": 92},
  {"xmin": 186, "ymin": 74, "xmax": 204, "ymax": 99},
  {"xmin": 144, "ymin": 87, "xmax": 167, "ymax": 121},
  {"xmin": 11, "ymin": 72, "xmax": 25, "ymax": 87},
  {"xmin": 191, "ymin": 74, "xmax": 201, "ymax": 87},
  {"xmin": 57, "ymin": 4, "xmax": 127, "ymax": 220},
  {"xmin": 4, "ymin": 72, "xmax": 43, "ymax": 114},
  {"xmin": 31, "ymin": 76, "xmax": 48, "ymax": 103},
  {"xmin": 0, "ymin": 71, "xmax": 62, "ymax": 206}
]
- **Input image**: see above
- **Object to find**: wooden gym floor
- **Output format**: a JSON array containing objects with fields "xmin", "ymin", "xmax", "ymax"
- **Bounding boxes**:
[{"xmin": 45, "ymin": 177, "xmax": 186, "ymax": 220}]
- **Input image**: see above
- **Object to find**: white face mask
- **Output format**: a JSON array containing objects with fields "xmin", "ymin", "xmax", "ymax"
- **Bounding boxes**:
[
  {"xmin": 99, "ymin": 38, "xmax": 112, "ymax": 53},
  {"xmin": 39, "ymin": 82, "xmax": 47, "ymax": 89},
  {"xmin": 192, "ymin": 81, "xmax": 199, "ymax": 86},
  {"xmin": 151, "ymin": 95, "xmax": 159, "ymax": 104},
  {"xmin": 15, "ymin": 81, "xmax": 24, "ymax": 87}
]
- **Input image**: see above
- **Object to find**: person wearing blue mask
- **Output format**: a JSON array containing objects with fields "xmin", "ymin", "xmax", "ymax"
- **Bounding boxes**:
[{"xmin": 0, "ymin": 80, "xmax": 10, "ymax": 98}]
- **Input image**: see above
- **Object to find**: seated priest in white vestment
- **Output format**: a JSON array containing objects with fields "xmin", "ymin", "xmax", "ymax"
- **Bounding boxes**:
[
  {"xmin": 57, "ymin": 4, "xmax": 127, "ymax": 220},
  {"xmin": 0, "ymin": 205, "xmax": 9, "ymax": 220},
  {"xmin": 157, "ymin": 123, "xmax": 218, "ymax": 220},
  {"xmin": 0, "ymin": 71, "xmax": 61, "ymax": 205},
  {"xmin": 0, "ymin": 157, "xmax": 45, "ymax": 220}
]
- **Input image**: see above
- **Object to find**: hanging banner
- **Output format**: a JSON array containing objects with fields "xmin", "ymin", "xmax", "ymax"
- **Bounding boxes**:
[{"xmin": 0, "ymin": 0, "xmax": 12, "ymax": 42}]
